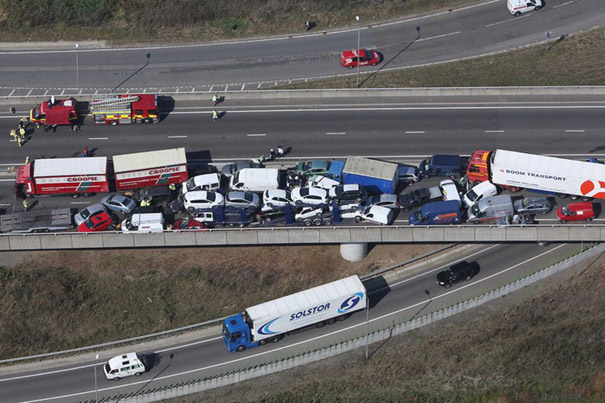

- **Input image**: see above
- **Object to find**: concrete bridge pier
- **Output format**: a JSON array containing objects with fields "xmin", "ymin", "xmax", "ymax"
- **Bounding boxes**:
[{"xmin": 340, "ymin": 242, "xmax": 368, "ymax": 262}]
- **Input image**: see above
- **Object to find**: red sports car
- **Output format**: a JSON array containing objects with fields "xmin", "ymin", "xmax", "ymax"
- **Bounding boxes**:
[
  {"xmin": 340, "ymin": 49, "xmax": 382, "ymax": 68},
  {"xmin": 78, "ymin": 211, "xmax": 115, "ymax": 232}
]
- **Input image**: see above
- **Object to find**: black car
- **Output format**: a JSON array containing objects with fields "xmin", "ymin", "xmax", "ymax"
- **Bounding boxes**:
[
  {"xmin": 398, "ymin": 188, "xmax": 433, "ymax": 212},
  {"xmin": 436, "ymin": 261, "xmax": 478, "ymax": 288},
  {"xmin": 328, "ymin": 184, "xmax": 366, "ymax": 203}
]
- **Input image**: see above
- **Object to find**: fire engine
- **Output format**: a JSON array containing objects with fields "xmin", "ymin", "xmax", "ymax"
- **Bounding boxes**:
[
  {"xmin": 30, "ymin": 96, "xmax": 78, "ymax": 126},
  {"xmin": 89, "ymin": 94, "xmax": 160, "ymax": 125}
]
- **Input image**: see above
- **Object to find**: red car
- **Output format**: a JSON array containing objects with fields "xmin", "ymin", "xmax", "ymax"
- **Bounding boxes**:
[
  {"xmin": 78, "ymin": 211, "xmax": 115, "ymax": 232},
  {"xmin": 340, "ymin": 49, "xmax": 382, "ymax": 69},
  {"xmin": 556, "ymin": 202, "xmax": 595, "ymax": 223},
  {"xmin": 172, "ymin": 217, "xmax": 208, "ymax": 231}
]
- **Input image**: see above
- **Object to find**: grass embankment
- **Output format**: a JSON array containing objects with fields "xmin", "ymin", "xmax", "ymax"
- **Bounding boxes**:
[
  {"xmin": 0, "ymin": 0, "xmax": 474, "ymax": 44},
  {"xmin": 0, "ymin": 244, "xmax": 438, "ymax": 359},
  {"xmin": 176, "ymin": 255, "xmax": 605, "ymax": 402},
  {"xmin": 282, "ymin": 27, "xmax": 605, "ymax": 88}
]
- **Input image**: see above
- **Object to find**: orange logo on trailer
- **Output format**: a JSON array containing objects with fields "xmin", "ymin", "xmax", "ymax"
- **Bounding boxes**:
[{"xmin": 580, "ymin": 180, "xmax": 605, "ymax": 199}]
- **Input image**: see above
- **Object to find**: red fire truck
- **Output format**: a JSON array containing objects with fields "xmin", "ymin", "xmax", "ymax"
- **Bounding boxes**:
[
  {"xmin": 90, "ymin": 94, "xmax": 160, "ymax": 125},
  {"xmin": 112, "ymin": 148, "xmax": 188, "ymax": 191},
  {"xmin": 17, "ymin": 157, "xmax": 110, "ymax": 197},
  {"xmin": 29, "ymin": 97, "xmax": 78, "ymax": 127}
]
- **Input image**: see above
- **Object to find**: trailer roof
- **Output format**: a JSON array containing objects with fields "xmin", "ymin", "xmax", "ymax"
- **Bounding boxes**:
[
  {"xmin": 113, "ymin": 148, "xmax": 186, "ymax": 173},
  {"xmin": 494, "ymin": 150, "xmax": 605, "ymax": 179},
  {"xmin": 246, "ymin": 275, "xmax": 365, "ymax": 324},
  {"xmin": 343, "ymin": 156, "xmax": 398, "ymax": 181},
  {"xmin": 34, "ymin": 157, "xmax": 107, "ymax": 177}
]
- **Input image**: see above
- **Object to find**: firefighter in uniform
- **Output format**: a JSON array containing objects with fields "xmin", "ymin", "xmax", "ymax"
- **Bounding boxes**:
[{"xmin": 140, "ymin": 197, "xmax": 151, "ymax": 207}]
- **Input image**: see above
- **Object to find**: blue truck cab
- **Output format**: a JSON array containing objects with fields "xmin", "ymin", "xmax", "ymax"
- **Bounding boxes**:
[
  {"xmin": 327, "ymin": 160, "xmax": 345, "ymax": 181},
  {"xmin": 409, "ymin": 200, "xmax": 462, "ymax": 225},
  {"xmin": 223, "ymin": 312, "xmax": 259, "ymax": 352},
  {"xmin": 419, "ymin": 154, "xmax": 462, "ymax": 178}
]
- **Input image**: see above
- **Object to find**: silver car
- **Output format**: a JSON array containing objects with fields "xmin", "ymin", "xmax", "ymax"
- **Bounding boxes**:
[
  {"xmin": 74, "ymin": 203, "xmax": 108, "ymax": 226},
  {"xmin": 100, "ymin": 194, "xmax": 135, "ymax": 214},
  {"xmin": 365, "ymin": 193, "xmax": 400, "ymax": 209},
  {"xmin": 225, "ymin": 191, "xmax": 260, "ymax": 209},
  {"xmin": 513, "ymin": 197, "xmax": 552, "ymax": 215}
]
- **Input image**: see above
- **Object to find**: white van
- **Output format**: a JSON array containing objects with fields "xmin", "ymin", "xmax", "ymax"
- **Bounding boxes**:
[
  {"xmin": 121, "ymin": 213, "xmax": 164, "ymax": 233},
  {"xmin": 182, "ymin": 173, "xmax": 221, "ymax": 194},
  {"xmin": 341, "ymin": 205, "xmax": 394, "ymax": 225},
  {"xmin": 463, "ymin": 181, "xmax": 498, "ymax": 207},
  {"xmin": 229, "ymin": 168, "xmax": 282, "ymax": 192},
  {"xmin": 103, "ymin": 352, "xmax": 146, "ymax": 381},
  {"xmin": 507, "ymin": 0, "xmax": 543, "ymax": 16}
]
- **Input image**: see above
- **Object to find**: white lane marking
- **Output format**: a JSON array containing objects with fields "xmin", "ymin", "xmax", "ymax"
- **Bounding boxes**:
[
  {"xmin": 0, "ymin": 203, "xmax": 10, "ymax": 206},
  {"xmin": 485, "ymin": 14, "xmax": 531, "ymax": 28},
  {"xmin": 484, "ymin": 130, "xmax": 504, "ymax": 133},
  {"xmin": 554, "ymin": 1, "xmax": 575, "ymax": 9},
  {"xmin": 170, "ymin": 105, "xmax": 605, "ymax": 115},
  {"xmin": 326, "ymin": 132, "xmax": 346, "ymax": 136},
  {"xmin": 247, "ymin": 133, "xmax": 267, "ymax": 137},
  {"xmin": 564, "ymin": 129, "xmax": 585, "ymax": 133},
  {"xmin": 70, "ymin": 202, "xmax": 90, "ymax": 205},
  {"xmin": 19, "ymin": 244, "xmax": 568, "ymax": 403},
  {"xmin": 88, "ymin": 137, "xmax": 108, "ymax": 140},
  {"xmin": 167, "ymin": 135, "xmax": 188, "ymax": 138},
  {"xmin": 0, "ymin": 179, "xmax": 15, "ymax": 182},
  {"xmin": 417, "ymin": 31, "xmax": 460, "ymax": 42},
  {"xmin": 405, "ymin": 131, "xmax": 424, "ymax": 134}
]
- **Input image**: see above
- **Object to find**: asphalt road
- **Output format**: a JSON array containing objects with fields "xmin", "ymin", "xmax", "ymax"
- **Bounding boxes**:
[
  {"xmin": 0, "ymin": 242, "xmax": 583, "ymax": 402},
  {"xmin": 0, "ymin": 0, "xmax": 603, "ymax": 89}
]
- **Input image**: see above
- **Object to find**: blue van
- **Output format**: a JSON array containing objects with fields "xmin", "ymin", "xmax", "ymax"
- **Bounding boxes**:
[
  {"xmin": 418, "ymin": 154, "xmax": 462, "ymax": 178},
  {"xmin": 409, "ymin": 200, "xmax": 462, "ymax": 225}
]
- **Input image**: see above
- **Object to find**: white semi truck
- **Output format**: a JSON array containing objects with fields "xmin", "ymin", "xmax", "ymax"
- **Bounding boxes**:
[
  {"xmin": 222, "ymin": 275, "xmax": 366, "ymax": 352},
  {"xmin": 467, "ymin": 149, "xmax": 605, "ymax": 199}
]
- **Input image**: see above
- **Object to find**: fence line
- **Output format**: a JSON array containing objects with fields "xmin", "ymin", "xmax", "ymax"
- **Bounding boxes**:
[{"xmin": 96, "ymin": 243, "xmax": 601, "ymax": 402}]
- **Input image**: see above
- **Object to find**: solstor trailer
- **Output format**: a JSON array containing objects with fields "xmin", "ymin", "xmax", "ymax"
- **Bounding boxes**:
[{"xmin": 223, "ymin": 275, "xmax": 366, "ymax": 352}]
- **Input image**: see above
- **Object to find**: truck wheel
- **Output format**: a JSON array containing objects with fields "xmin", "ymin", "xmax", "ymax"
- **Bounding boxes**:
[
  {"xmin": 303, "ymin": 219, "xmax": 312, "ymax": 226},
  {"xmin": 259, "ymin": 339, "xmax": 268, "ymax": 346},
  {"xmin": 337, "ymin": 313, "xmax": 350, "ymax": 321},
  {"xmin": 110, "ymin": 120, "xmax": 118, "ymax": 126},
  {"xmin": 557, "ymin": 193, "xmax": 568, "ymax": 199},
  {"xmin": 324, "ymin": 219, "xmax": 332, "ymax": 226},
  {"xmin": 354, "ymin": 216, "xmax": 362, "ymax": 223},
  {"xmin": 315, "ymin": 321, "xmax": 326, "ymax": 328},
  {"xmin": 570, "ymin": 194, "xmax": 579, "ymax": 200},
  {"xmin": 71, "ymin": 194, "xmax": 80, "ymax": 199},
  {"xmin": 228, "ymin": 223, "xmax": 235, "ymax": 228},
  {"xmin": 270, "ymin": 336, "xmax": 281, "ymax": 343},
  {"xmin": 326, "ymin": 318, "xmax": 336, "ymax": 325},
  {"xmin": 236, "ymin": 345, "xmax": 246, "ymax": 352},
  {"xmin": 313, "ymin": 219, "xmax": 323, "ymax": 226},
  {"xmin": 581, "ymin": 197, "xmax": 593, "ymax": 202}
]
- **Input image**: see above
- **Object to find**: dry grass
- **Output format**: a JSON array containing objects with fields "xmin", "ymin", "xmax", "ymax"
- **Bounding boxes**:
[
  {"xmin": 172, "ymin": 252, "xmax": 605, "ymax": 402},
  {"xmin": 0, "ymin": 243, "xmax": 438, "ymax": 358},
  {"xmin": 0, "ymin": 0, "xmax": 476, "ymax": 44}
]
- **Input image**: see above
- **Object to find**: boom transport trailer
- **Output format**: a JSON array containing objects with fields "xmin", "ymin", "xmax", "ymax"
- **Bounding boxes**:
[
  {"xmin": 112, "ymin": 148, "xmax": 188, "ymax": 191},
  {"xmin": 1, "ymin": 208, "xmax": 74, "ymax": 233},
  {"xmin": 29, "ymin": 97, "xmax": 78, "ymax": 127},
  {"xmin": 467, "ymin": 149, "xmax": 605, "ymax": 199},
  {"xmin": 16, "ymin": 157, "xmax": 109, "ymax": 197},
  {"xmin": 90, "ymin": 94, "xmax": 160, "ymax": 125},
  {"xmin": 342, "ymin": 156, "xmax": 398, "ymax": 194},
  {"xmin": 223, "ymin": 275, "xmax": 366, "ymax": 352}
]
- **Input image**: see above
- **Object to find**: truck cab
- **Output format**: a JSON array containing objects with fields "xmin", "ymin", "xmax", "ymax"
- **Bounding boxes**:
[
  {"xmin": 466, "ymin": 149, "xmax": 492, "ymax": 185},
  {"xmin": 16, "ymin": 163, "xmax": 34, "ymax": 195},
  {"xmin": 419, "ymin": 155, "xmax": 462, "ymax": 179},
  {"xmin": 223, "ymin": 312, "xmax": 259, "ymax": 352},
  {"xmin": 30, "ymin": 97, "xmax": 77, "ymax": 126}
]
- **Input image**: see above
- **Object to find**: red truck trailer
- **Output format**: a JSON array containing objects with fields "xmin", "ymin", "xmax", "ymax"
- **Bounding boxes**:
[
  {"xmin": 90, "ymin": 94, "xmax": 159, "ymax": 125},
  {"xmin": 16, "ymin": 157, "xmax": 109, "ymax": 197},
  {"xmin": 29, "ymin": 97, "xmax": 78, "ymax": 127},
  {"xmin": 112, "ymin": 148, "xmax": 188, "ymax": 191}
]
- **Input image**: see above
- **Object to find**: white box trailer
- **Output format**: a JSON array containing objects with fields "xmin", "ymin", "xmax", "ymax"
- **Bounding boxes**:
[
  {"xmin": 490, "ymin": 149, "xmax": 605, "ymax": 199},
  {"xmin": 112, "ymin": 148, "xmax": 188, "ymax": 191},
  {"xmin": 223, "ymin": 275, "xmax": 366, "ymax": 352}
]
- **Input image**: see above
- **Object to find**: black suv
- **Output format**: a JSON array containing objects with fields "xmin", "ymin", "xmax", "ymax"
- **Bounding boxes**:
[
  {"xmin": 436, "ymin": 261, "xmax": 478, "ymax": 288},
  {"xmin": 398, "ymin": 188, "xmax": 432, "ymax": 212}
]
